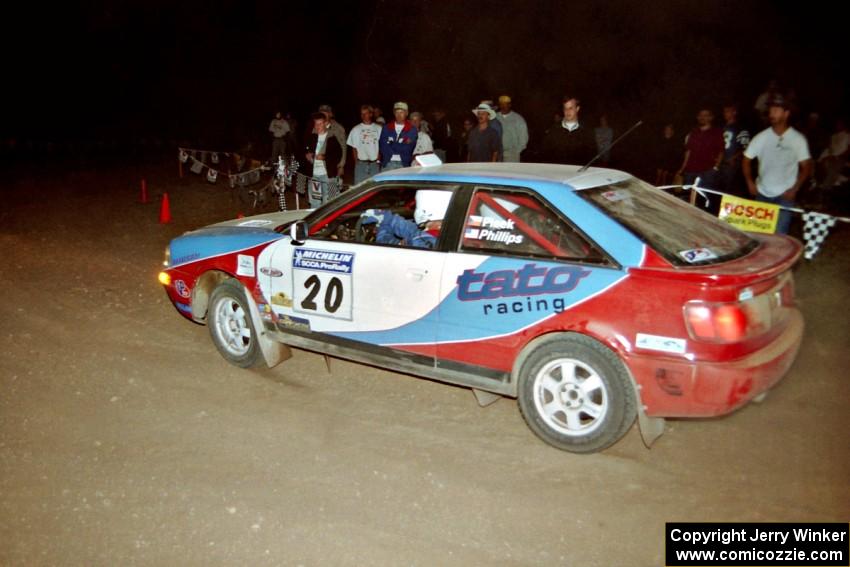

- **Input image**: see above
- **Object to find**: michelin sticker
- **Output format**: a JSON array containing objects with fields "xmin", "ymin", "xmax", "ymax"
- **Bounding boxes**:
[
  {"xmin": 679, "ymin": 247, "xmax": 718, "ymax": 263},
  {"xmin": 465, "ymin": 216, "xmax": 524, "ymax": 245},
  {"xmin": 292, "ymin": 248, "xmax": 354, "ymax": 320},
  {"xmin": 636, "ymin": 333, "xmax": 687, "ymax": 354},
  {"xmin": 237, "ymin": 254, "xmax": 255, "ymax": 276}
]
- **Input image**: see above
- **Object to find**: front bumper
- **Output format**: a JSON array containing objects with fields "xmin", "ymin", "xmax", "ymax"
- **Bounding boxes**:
[{"xmin": 627, "ymin": 309, "xmax": 804, "ymax": 417}]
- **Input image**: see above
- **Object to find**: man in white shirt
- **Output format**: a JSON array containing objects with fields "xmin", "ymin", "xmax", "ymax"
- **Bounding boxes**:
[
  {"xmin": 496, "ymin": 95, "xmax": 529, "ymax": 163},
  {"xmin": 346, "ymin": 105, "xmax": 383, "ymax": 184},
  {"xmin": 743, "ymin": 95, "xmax": 812, "ymax": 234},
  {"xmin": 269, "ymin": 111, "xmax": 290, "ymax": 164}
]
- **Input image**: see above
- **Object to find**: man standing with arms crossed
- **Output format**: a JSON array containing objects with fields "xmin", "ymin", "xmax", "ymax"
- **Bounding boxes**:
[
  {"xmin": 743, "ymin": 95, "xmax": 812, "ymax": 234},
  {"xmin": 379, "ymin": 102, "xmax": 418, "ymax": 171}
]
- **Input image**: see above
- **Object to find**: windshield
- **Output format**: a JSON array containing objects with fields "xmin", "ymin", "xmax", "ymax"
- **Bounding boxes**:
[{"xmin": 578, "ymin": 178, "xmax": 758, "ymax": 266}]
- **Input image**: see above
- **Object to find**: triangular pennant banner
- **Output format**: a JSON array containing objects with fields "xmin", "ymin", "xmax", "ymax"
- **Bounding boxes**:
[
  {"xmin": 189, "ymin": 158, "xmax": 204, "ymax": 174},
  {"xmin": 207, "ymin": 168, "xmax": 218, "ymax": 183}
]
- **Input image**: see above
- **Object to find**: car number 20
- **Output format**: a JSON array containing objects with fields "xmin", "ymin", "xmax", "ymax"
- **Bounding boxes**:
[{"xmin": 292, "ymin": 269, "xmax": 353, "ymax": 320}]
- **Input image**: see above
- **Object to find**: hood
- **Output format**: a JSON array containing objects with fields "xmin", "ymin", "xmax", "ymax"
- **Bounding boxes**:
[
  {"xmin": 168, "ymin": 210, "xmax": 310, "ymax": 268},
  {"xmin": 207, "ymin": 209, "xmax": 310, "ymax": 229}
]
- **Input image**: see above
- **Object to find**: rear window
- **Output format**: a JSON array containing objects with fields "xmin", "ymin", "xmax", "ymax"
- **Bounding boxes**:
[{"xmin": 578, "ymin": 178, "xmax": 758, "ymax": 266}]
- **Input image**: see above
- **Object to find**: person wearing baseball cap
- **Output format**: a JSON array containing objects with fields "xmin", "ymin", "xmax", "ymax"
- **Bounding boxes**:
[
  {"xmin": 497, "ymin": 95, "xmax": 529, "ymax": 163},
  {"xmin": 743, "ymin": 93, "xmax": 812, "ymax": 234},
  {"xmin": 467, "ymin": 103, "xmax": 501, "ymax": 162},
  {"xmin": 378, "ymin": 101, "xmax": 418, "ymax": 169}
]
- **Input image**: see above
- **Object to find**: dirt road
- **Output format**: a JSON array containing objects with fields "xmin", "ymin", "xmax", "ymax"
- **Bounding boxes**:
[{"xmin": 1, "ymin": 161, "xmax": 847, "ymax": 566}]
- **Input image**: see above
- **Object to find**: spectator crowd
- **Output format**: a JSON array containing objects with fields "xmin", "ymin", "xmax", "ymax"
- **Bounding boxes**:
[{"xmin": 266, "ymin": 80, "xmax": 847, "ymax": 233}]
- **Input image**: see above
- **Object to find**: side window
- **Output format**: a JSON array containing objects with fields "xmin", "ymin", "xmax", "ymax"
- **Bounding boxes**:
[
  {"xmin": 310, "ymin": 185, "xmax": 453, "ymax": 250},
  {"xmin": 460, "ymin": 188, "xmax": 606, "ymax": 263}
]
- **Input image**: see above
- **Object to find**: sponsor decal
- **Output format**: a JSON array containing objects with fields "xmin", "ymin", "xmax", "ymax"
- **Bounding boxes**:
[
  {"xmin": 292, "ymin": 248, "xmax": 354, "ymax": 320},
  {"xmin": 464, "ymin": 217, "xmax": 525, "ymax": 245},
  {"xmin": 292, "ymin": 248, "xmax": 354, "ymax": 274},
  {"xmin": 237, "ymin": 254, "xmax": 255, "ymax": 277},
  {"xmin": 457, "ymin": 263, "xmax": 590, "ymax": 301},
  {"xmin": 174, "ymin": 279, "xmax": 191, "ymax": 299},
  {"xmin": 238, "ymin": 219, "xmax": 273, "ymax": 227},
  {"xmin": 257, "ymin": 302, "xmax": 273, "ymax": 320},
  {"xmin": 276, "ymin": 314, "xmax": 311, "ymax": 332},
  {"xmin": 679, "ymin": 247, "xmax": 717, "ymax": 263},
  {"xmin": 457, "ymin": 263, "xmax": 590, "ymax": 316},
  {"xmin": 260, "ymin": 267, "xmax": 284, "ymax": 277},
  {"xmin": 271, "ymin": 292, "xmax": 293, "ymax": 307},
  {"xmin": 718, "ymin": 194, "xmax": 779, "ymax": 234},
  {"xmin": 172, "ymin": 252, "xmax": 201, "ymax": 265},
  {"xmin": 636, "ymin": 333, "xmax": 687, "ymax": 354},
  {"xmin": 601, "ymin": 189, "xmax": 630, "ymax": 202},
  {"xmin": 738, "ymin": 287, "xmax": 754, "ymax": 301},
  {"xmin": 175, "ymin": 302, "xmax": 192, "ymax": 314}
]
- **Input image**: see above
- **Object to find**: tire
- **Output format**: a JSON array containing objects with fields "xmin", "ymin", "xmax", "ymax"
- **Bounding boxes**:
[
  {"xmin": 207, "ymin": 278, "xmax": 265, "ymax": 369},
  {"xmin": 517, "ymin": 334, "xmax": 636, "ymax": 453}
]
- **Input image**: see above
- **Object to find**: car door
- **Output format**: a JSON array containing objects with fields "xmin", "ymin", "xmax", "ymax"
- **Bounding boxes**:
[
  {"xmin": 435, "ymin": 185, "xmax": 624, "ymax": 376},
  {"xmin": 258, "ymin": 183, "xmax": 456, "ymax": 363}
]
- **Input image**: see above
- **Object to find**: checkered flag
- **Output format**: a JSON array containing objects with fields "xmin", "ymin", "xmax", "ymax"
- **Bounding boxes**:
[
  {"xmin": 327, "ymin": 177, "xmax": 342, "ymax": 200},
  {"xmin": 802, "ymin": 211, "xmax": 837, "ymax": 260},
  {"xmin": 295, "ymin": 173, "xmax": 307, "ymax": 195}
]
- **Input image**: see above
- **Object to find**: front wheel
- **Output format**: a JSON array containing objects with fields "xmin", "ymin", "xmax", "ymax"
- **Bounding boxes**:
[
  {"xmin": 517, "ymin": 335, "xmax": 636, "ymax": 453},
  {"xmin": 207, "ymin": 278, "xmax": 264, "ymax": 368}
]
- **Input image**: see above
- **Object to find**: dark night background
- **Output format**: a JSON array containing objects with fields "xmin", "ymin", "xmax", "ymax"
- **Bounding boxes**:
[{"xmin": 3, "ymin": 0, "xmax": 847, "ymax": 169}]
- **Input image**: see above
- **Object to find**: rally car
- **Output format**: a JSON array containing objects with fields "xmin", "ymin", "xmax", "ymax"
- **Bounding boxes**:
[{"xmin": 158, "ymin": 163, "xmax": 804, "ymax": 453}]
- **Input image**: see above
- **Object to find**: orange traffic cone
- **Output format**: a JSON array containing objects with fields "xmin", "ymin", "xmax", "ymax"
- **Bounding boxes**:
[
  {"xmin": 236, "ymin": 212, "xmax": 245, "ymax": 219},
  {"xmin": 159, "ymin": 193, "xmax": 172, "ymax": 224},
  {"xmin": 140, "ymin": 178, "xmax": 148, "ymax": 204}
]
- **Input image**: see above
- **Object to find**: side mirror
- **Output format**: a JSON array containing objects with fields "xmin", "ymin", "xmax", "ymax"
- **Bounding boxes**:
[{"xmin": 289, "ymin": 220, "xmax": 309, "ymax": 245}]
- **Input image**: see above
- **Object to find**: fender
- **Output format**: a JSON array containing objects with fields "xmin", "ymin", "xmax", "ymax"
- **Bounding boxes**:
[{"xmin": 510, "ymin": 331, "xmax": 665, "ymax": 448}]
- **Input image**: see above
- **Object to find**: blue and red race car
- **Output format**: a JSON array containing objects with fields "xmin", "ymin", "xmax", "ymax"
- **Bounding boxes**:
[{"xmin": 159, "ymin": 163, "xmax": 803, "ymax": 453}]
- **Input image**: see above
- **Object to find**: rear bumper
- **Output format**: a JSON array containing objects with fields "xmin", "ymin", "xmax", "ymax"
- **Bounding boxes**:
[{"xmin": 628, "ymin": 309, "xmax": 804, "ymax": 417}]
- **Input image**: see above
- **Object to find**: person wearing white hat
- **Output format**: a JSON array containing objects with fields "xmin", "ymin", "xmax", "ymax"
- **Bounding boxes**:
[
  {"xmin": 378, "ymin": 101, "xmax": 419, "ymax": 170},
  {"xmin": 467, "ymin": 103, "xmax": 502, "ymax": 162},
  {"xmin": 497, "ymin": 95, "xmax": 529, "ymax": 163}
]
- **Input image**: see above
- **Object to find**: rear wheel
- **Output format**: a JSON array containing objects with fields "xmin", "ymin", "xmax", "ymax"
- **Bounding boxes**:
[
  {"xmin": 207, "ymin": 279, "xmax": 264, "ymax": 368},
  {"xmin": 517, "ymin": 335, "xmax": 636, "ymax": 453}
]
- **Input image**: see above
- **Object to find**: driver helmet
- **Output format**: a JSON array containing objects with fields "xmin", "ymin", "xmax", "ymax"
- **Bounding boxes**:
[{"xmin": 414, "ymin": 190, "xmax": 452, "ymax": 225}]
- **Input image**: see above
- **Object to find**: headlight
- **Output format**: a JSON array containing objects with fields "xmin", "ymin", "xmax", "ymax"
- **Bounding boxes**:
[{"xmin": 163, "ymin": 245, "xmax": 171, "ymax": 267}]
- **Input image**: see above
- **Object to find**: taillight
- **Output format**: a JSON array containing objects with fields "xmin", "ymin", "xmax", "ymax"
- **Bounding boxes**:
[{"xmin": 684, "ymin": 301, "xmax": 750, "ymax": 343}]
